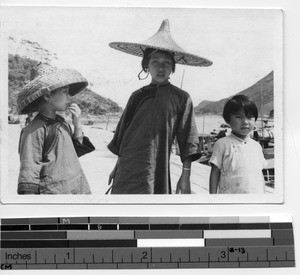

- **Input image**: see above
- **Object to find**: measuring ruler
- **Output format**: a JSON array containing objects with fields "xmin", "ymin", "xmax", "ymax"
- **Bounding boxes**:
[{"xmin": 1, "ymin": 216, "xmax": 295, "ymax": 269}]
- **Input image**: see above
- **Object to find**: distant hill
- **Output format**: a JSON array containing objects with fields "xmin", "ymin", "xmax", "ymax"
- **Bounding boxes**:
[
  {"xmin": 195, "ymin": 71, "xmax": 274, "ymax": 117},
  {"xmin": 8, "ymin": 54, "xmax": 121, "ymax": 115},
  {"xmin": 8, "ymin": 54, "xmax": 39, "ymax": 110},
  {"xmin": 9, "ymin": 36, "xmax": 58, "ymax": 64},
  {"xmin": 196, "ymin": 100, "xmax": 214, "ymax": 110},
  {"xmin": 70, "ymin": 87, "xmax": 120, "ymax": 115}
]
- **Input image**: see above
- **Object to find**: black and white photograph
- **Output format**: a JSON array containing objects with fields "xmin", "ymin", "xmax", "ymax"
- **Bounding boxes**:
[{"xmin": 0, "ymin": 6, "xmax": 283, "ymax": 203}]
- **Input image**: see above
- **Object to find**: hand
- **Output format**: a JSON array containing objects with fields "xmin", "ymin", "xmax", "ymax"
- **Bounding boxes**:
[
  {"xmin": 108, "ymin": 166, "xmax": 117, "ymax": 186},
  {"xmin": 175, "ymin": 173, "xmax": 191, "ymax": 194},
  {"xmin": 108, "ymin": 158, "xmax": 120, "ymax": 186},
  {"xmin": 68, "ymin": 103, "xmax": 81, "ymax": 127}
]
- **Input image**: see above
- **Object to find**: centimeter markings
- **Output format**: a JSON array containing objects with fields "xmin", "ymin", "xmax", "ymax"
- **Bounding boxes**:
[{"xmin": 0, "ymin": 216, "xmax": 295, "ymax": 269}]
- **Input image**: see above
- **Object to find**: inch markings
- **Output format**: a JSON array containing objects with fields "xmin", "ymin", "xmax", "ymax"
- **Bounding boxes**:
[{"xmin": 0, "ymin": 216, "xmax": 295, "ymax": 269}]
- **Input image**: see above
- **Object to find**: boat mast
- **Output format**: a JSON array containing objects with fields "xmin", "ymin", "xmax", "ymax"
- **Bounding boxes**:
[
  {"xmin": 260, "ymin": 82, "xmax": 265, "ymax": 144},
  {"xmin": 180, "ymin": 69, "xmax": 185, "ymax": 89},
  {"xmin": 106, "ymin": 101, "xmax": 111, "ymax": 130}
]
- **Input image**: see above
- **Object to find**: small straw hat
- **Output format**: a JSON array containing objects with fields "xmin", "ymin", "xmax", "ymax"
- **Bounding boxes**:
[
  {"xmin": 16, "ymin": 63, "xmax": 88, "ymax": 114},
  {"xmin": 109, "ymin": 19, "xmax": 212, "ymax": 67}
]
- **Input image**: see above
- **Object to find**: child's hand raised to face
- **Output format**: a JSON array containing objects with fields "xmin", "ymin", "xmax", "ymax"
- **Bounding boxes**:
[{"xmin": 68, "ymin": 103, "xmax": 82, "ymax": 127}]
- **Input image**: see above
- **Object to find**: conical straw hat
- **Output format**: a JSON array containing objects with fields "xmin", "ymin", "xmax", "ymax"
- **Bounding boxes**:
[
  {"xmin": 16, "ymin": 63, "xmax": 88, "ymax": 114},
  {"xmin": 109, "ymin": 19, "xmax": 212, "ymax": 67}
]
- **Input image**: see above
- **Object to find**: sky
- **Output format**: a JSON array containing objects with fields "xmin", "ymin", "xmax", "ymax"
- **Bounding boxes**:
[{"xmin": 2, "ymin": 7, "xmax": 282, "ymax": 108}]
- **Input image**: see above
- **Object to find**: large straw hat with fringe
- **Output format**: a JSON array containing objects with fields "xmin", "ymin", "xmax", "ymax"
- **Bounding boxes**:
[
  {"xmin": 17, "ymin": 63, "xmax": 88, "ymax": 114},
  {"xmin": 109, "ymin": 19, "xmax": 212, "ymax": 67}
]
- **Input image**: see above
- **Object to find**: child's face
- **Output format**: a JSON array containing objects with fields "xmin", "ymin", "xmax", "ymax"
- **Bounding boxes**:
[
  {"xmin": 148, "ymin": 52, "xmax": 173, "ymax": 84},
  {"xmin": 49, "ymin": 86, "xmax": 70, "ymax": 111},
  {"xmin": 229, "ymin": 109, "xmax": 255, "ymax": 139}
]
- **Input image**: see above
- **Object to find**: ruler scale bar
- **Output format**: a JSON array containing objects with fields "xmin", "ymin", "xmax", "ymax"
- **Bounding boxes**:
[
  {"xmin": 1, "ymin": 246, "xmax": 295, "ymax": 263},
  {"xmin": 2, "ymin": 240, "xmax": 138, "ymax": 248},
  {"xmin": 136, "ymin": 230, "xmax": 204, "ymax": 239},
  {"xmin": 119, "ymin": 224, "xmax": 149, "ymax": 230},
  {"xmin": 0, "ymin": 216, "xmax": 295, "ymax": 269},
  {"xmin": 204, "ymin": 230, "xmax": 272, "ymax": 238},
  {"xmin": 3, "ymin": 238, "xmax": 291, "ymax": 247},
  {"xmin": 90, "ymin": 224, "xmax": 118, "ymax": 230},
  {"xmin": 31, "ymin": 225, "xmax": 58, "ymax": 231},
  {"xmin": 137, "ymin": 239, "xmax": 205, "ymax": 247},
  {"xmin": 1, "ymin": 231, "xmax": 67, "ymax": 239},
  {"xmin": 1, "ymin": 223, "xmax": 294, "ymax": 231},
  {"xmin": 205, "ymin": 238, "xmax": 274, "ymax": 246},
  {"xmin": 67, "ymin": 231, "xmax": 135, "ymax": 240}
]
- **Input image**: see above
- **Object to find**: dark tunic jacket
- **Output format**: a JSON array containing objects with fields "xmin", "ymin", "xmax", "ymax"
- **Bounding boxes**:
[
  {"xmin": 18, "ymin": 114, "xmax": 95, "ymax": 194},
  {"xmin": 108, "ymin": 82, "xmax": 201, "ymax": 194}
]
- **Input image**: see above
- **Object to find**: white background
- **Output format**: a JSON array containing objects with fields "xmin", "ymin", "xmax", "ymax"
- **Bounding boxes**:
[{"xmin": 0, "ymin": 0, "xmax": 300, "ymax": 275}]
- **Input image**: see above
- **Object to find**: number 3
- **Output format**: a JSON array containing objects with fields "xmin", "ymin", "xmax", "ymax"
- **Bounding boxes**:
[{"xmin": 221, "ymin": 251, "xmax": 226, "ymax": 258}]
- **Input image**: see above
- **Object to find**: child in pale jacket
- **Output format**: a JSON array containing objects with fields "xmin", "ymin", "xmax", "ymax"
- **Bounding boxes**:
[{"xmin": 209, "ymin": 95, "xmax": 267, "ymax": 194}]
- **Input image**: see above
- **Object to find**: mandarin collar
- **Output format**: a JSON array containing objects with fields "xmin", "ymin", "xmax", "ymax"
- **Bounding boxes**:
[
  {"xmin": 230, "ymin": 132, "xmax": 251, "ymax": 143},
  {"xmin": 36, "ymin": 113, "xmax": 64, "ymax": 124},
  {"xmin": 149, "ymin": 81, "xmax": 170, "ymax": 88}
]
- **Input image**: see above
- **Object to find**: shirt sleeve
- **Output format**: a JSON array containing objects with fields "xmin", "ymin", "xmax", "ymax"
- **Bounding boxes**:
[
  {"xmin": 209, "ymin": 138, "xmax": 224, "ymax": 170},
  {"xmin": 107, "ymin": 93, "xmax": 135, "ymax": 156},
  {"xmin": 176, "ymin": 96, "xmax": 201, "ymax": 162},
  {"xmin": 18, "ymin": 127, "xmax": 44, "ymax": 186},
  {"xmin": 62, "ymin": 120, "xmax": 95, "ymax": 158},
  {"xmin": 72, "ymin": 136, "xmax": 95, "ymax": 157}
]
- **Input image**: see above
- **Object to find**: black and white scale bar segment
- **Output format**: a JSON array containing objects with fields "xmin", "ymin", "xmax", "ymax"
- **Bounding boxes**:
[{"xmin": 0, "ymin": 216, "xmax": 294, "ymax": 269}]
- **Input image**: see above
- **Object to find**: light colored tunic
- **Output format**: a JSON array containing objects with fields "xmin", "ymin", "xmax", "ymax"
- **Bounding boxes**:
[
  {"xmin": 18, "ymin": 114, "xmax": 94, "ymax": 194},
  {"xmin": 209, "ymin": 133, "xmax": 267, "ymax": 194},
  {"xmin": 108, "ymin": 82, "xmax": 201, "ymax": 194}
]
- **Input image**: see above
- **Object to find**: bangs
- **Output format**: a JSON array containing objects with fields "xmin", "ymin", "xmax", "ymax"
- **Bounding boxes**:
[{"xmin": 223, "ymin": 95, "xmax": 258, "ymax": 123}]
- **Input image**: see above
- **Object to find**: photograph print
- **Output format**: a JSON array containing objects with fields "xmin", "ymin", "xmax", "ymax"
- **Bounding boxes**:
[{"xmin": 0, "ymin": 7, "xmax": 283, "ymax": 203}]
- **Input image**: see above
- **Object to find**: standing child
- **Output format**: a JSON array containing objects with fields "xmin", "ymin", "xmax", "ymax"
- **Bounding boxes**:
[
  {"xmin": 107, "ymin": 19, "xmax": 212, "ymax": 194},
  {"xmin": 17, "ymin": 63, "xmax": 95, "ymax": 194},
  {"xmin": 209, "ymin": 95, "xmax": 267, "ymax": 194}
]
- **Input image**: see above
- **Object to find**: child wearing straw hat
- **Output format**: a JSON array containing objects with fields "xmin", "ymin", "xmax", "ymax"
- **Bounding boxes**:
[
  {"xmin": 107, "ymin": 19, "xmax": 212, "ymax": 194},
  {"xmin": 17, "ymin": 63, "xmax": 95, "ymax": 194}
]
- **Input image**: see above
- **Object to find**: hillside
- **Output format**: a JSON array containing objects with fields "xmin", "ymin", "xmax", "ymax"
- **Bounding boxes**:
[
  {"xmin": 9, "ymin": 36, "xmax": 58, "ymax": 64},
  {"xmin": 195, "ymin": 71, "xmax": 274, "ymax": 117},
  {"xmin": 8, "ymin": 54, "xmax": 121, "ymax": 115},
  {"xmin": 70, "ymin": 87, "xmax": 120, "ymax": 115},
  {"xmin": 8, "ymin": 54, "xmax": 39, "ymax": 110}
]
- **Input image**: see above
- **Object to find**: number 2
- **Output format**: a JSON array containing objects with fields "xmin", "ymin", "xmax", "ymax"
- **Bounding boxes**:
[{"xmin": 142, "ymin": 251, "xmax": 148, "ymax": 259}]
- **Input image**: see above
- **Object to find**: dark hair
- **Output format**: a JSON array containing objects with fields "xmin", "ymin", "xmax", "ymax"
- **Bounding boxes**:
[
  {"xmin": 223, "ymin": 95, "xmax": 258, "ymax": 124},
  {"xmin": 141, "ymin": 48, "xmax": 176, "ymax": 73}
]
